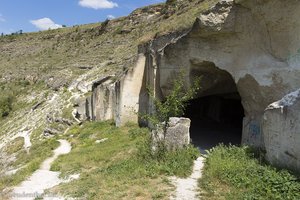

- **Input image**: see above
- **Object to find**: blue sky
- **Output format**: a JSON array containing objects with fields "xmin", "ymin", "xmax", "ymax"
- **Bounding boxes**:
[{"xmin": 0, "ymin": 0, "xmax": 165, "ymax": 34}]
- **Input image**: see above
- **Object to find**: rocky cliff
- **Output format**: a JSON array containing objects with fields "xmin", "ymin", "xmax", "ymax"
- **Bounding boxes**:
[{"xmin": 78, "ymin": 0, "xmax": 300, "ymax": 172}]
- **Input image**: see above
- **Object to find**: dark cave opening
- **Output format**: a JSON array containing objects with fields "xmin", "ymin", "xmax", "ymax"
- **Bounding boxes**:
[{"xmin": 184, "ymin": 93, "xmax": 245, "ymax": 154}]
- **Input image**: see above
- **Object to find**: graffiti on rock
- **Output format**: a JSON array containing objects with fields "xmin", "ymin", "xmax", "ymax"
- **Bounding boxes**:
[{"xmin": 249, "ymin": 122, "xmax": 260, "ymax": 140}]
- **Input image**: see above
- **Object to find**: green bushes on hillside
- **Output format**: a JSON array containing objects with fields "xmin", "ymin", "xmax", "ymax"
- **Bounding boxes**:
[
  {"xmin": 0, "ymin": 94, "xmax": 13, "ymax": 118},
  {"xmin": 0, "ymin": 80, "xmax": 39, "ymax": 119}
]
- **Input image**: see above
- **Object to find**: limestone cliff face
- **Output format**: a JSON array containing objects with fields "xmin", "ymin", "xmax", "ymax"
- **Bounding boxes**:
[
  {"xmin": 263, "ymin": 90, "xmax": 300, "ymax": 172},
  {"xmin": 81, "ymin": 0, "xmax": 300, "ymax": 172},
  {"xmin": 152, "ymin": 0, "xmax": 300, "ymax": 171}
]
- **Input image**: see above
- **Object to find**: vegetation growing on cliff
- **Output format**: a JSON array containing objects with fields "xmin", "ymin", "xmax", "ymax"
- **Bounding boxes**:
[{"xmin": 200, "ymin": 145, "xmax": 300, "ymax": 200}]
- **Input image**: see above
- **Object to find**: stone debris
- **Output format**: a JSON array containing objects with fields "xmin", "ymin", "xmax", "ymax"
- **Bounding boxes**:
[{"xmin": 95, "ymin": 138, "xmax": 108, "ymax": 144}]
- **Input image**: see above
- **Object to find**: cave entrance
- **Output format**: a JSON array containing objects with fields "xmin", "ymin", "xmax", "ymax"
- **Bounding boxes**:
[
  {"xmin": 184, "ymin": 93, "xmax": 244, "ymax": 154},
  {"xmin": 183, "ymin": 61, "xmax": 245, "ymax": 153}
]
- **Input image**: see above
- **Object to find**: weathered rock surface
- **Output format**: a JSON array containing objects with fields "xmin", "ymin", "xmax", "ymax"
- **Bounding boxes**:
[
  {"xmin": 147, "ymin": 0, "xmax": 300, "ymax": 171},
  {"xmin": 263, "ymin": 89, "xmax": 300, "ymax": 172},
  {"xmin": 152, "ymin": 117, "xmax": 191, "ymax": 151},
  {"xmin": 72, "ymin": 0, "xmax": 300, "ymax": 172},
  {"xmin": 74, "ymin": 76, "xmax": 116, "ymax": 122},
  {"xmin": 165, "ymin": 117, "xmax": 191, "ymax": 150}
]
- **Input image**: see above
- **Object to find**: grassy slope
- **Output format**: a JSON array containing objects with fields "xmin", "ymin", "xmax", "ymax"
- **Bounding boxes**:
[
  {"xmin": 0, "ymin": 0, "xmax": 218, "ymax": 85},
  {"xmin": 200, "ymin": 145, "xmax": 300, "ymax": 200},
  {"xmin": 48, "ymin": 121, "xmax": 199, "ymax": 200},
  {"xmin": 0, "ymin": 0, "xmax": 218, "ymax": 197},
  {"xmin": 0, "ymin": 0, "xmax": 219, "ymax": 140}
]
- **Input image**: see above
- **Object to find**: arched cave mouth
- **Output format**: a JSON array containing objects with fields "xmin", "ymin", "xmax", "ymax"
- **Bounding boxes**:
[
  {"xmin": 183, "ymin": 60, "xmax": 245, "ymax": 154},
  {"xmin": 184, "ymin": 93, "xmax": 244, "ymax": 154}
]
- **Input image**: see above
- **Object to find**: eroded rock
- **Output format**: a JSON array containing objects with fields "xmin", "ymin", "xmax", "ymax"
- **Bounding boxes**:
[
  {"xmin": 152, "ymin": 117, "xmax": 191, "ymax": 151},
  {"xmin": 72, "ymin": 0, "xmax": 300, "ymax": 172},
  {"xmin": 263, "ymin": 89, "xmax": 300, "ymax": 172}
]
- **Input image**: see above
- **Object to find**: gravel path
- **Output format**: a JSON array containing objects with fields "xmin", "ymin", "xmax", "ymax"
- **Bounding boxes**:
[
  {"xmin": 11, "ymin": 140, "xmax": 72, "ymax": 200},
  {"xmin": 170, "ymin": 157, "xmax": 204, "ymax": 200}
]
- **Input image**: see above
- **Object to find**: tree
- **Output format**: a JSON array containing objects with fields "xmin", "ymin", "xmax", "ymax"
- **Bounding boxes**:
[{"xmin": 144, "ymin": 71, "xmax": 201, "ymax": 138}]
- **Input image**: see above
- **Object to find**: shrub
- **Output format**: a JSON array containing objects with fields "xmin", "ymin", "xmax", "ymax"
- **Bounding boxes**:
[
  {"xmin": 143, "ymin": 71, "xmax": 201, "ymax": 137},
  {"xmin": 0, "ymin": 94, "xmax": 13, "ymax": 118}
]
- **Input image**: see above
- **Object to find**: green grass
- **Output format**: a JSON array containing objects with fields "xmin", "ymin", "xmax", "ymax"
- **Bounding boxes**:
[
  {"xmin": 48, "ymin": 121, "xmax": 199, "ymax": 199},
  {"xmin": 200, "ymin": 145, "xmax": 300, "ymax": 200},
  {"xmin": 0, "ymin": 138, "xmax": 59, "ymax": 191}
]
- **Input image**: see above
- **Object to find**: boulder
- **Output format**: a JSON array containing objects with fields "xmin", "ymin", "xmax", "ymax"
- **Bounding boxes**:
[
  {"xmin": 152, "ymin": 117, "xmax": 191, "ymax": 151},
  {"xmin": 262, "ymin": 89, "xmax": 300, "ymax": 172}
]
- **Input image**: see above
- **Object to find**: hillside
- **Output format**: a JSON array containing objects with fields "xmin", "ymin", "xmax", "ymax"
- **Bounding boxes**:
[
  {"xmin": 0, "ymin": 0, "xmax": 219, "ymax": 198},
  {"xmin": 0, "ymin": 0, "xmax": 218, "ymax": 88},
  {"xmin": 0, "ymin": 0, "xmax": 219, "ymax": 139},
  {"xmin": 2, "ymin": 0, "xmax": 300, "ymax": 199}
]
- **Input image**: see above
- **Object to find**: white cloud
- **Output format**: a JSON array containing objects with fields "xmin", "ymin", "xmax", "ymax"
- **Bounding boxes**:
[
  {"xmin": 0, "ymin": 14, "xmax": 5, "ymax": 22},
  {"xmin": 30, "ymin": 18, "xmax": 62, "ymax": 30},
  {"xmin": 107, "ymin": 15, "xmax": 115, "ymax": 20},
  {"xmin": 79, "ymin": 0, "xmax": 118, "ymax": 9}
]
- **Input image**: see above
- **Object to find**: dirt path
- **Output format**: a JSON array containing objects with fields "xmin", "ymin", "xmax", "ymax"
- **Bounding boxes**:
[
  {"xmin": 11, "ymin": 140, "xmax": 72, "ymax": 200},
  {"xmin": 170, "ymin": 157, "xmax": 204, "ymax": 200}
]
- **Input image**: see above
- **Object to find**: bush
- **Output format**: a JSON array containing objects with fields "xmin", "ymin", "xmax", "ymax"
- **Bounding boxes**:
[
  {"xmin": 0, "ymin": 95, "xmax": 13, "ymax": 118},
  {"xmin": 143, "ymin": 71, "xmax": 200, "ymax": 138},
  {"xmin": 200, "ymin": 145, "xmax": 300, "ymax": 200}
]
